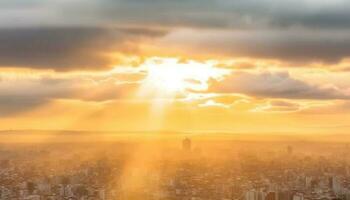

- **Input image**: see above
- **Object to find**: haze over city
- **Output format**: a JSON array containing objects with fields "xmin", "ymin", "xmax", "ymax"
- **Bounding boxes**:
[{"xmin": 1, "ymin": 1, "xmax": 350, "ymax": 200}]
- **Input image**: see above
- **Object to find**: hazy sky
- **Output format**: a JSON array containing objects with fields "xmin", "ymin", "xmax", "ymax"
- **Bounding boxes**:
[{"xmin": 1, "ymin": 0, "xmax": 350, "ymax": 133}]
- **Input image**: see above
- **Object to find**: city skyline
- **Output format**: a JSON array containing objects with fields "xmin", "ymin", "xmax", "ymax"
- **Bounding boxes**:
[{"xmin": 2, "ymin": 2, "xmax": 350, "ymax": 200}]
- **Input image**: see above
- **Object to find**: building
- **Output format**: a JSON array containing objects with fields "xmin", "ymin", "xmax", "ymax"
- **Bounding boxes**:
[
  {"xmin": 287, "ymin": 146, "xmax": 293, "ymax": 155},
  {"xmin": 182, "ymin": 138, "xmax": 191, "ymax": 151}
]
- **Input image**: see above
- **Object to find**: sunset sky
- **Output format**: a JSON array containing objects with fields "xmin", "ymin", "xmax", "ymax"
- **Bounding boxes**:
[{"xmin": 1, "ymin": 0, "xmax": 350, "ymax": 134}]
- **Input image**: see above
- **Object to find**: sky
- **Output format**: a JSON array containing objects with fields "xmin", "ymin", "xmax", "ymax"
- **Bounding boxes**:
[{"xmin": 1, "ymin": 0, "xmax": 350, "ymax": 133}]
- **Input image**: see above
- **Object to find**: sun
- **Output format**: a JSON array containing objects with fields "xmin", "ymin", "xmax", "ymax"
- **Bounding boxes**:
[
  {"xmin": 146, "ymin": 63, "xmax": 188, "ymax": 93},
  {"xmin": 139, "ymin": 58, "xmax": 227, "ymax": 97}
]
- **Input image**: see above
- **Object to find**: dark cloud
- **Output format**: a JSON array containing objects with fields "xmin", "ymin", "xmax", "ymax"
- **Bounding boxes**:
[
  {"xmin": 0, "ymin": 97, "xmax": 46, "ymax": 116},
  {"xmin": 0, "ymin": 27, "xmax": 166, "ymax": 71},
  {"xmin": 2, "ymin": 0, "xmax": 350, "ymax": 66},
  {"xmin": 0, "ymin": 0, "xmax": 41, "ymax": 9},
  {"xmin": 63, "ymin": 0, "xmax": 350, "ymax": 30},
  {"xmin": 209, "ymin": 71, "xmax": 350, "ymax": 100},
  {"xmin": 2, "ymin": 0, "xmax": 350, "ymax": 29},
  {"xmin": 161, "ymin": 29, "xmax": 350, "ymax": 63}
]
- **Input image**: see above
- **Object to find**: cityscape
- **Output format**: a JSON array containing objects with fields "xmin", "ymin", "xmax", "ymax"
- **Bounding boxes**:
[
  {"xmin": 1, "ymin": 0, "xmax": 350, "ymax": 200},
  {"xmin": 1, "ymin": 134, "xmax": 350, "ymax": 200}
]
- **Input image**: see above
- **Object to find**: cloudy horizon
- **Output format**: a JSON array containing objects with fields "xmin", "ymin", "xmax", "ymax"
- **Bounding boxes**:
[{"xmin": 1, "ymin": 0, "xmax": 350, "ymax": 134}]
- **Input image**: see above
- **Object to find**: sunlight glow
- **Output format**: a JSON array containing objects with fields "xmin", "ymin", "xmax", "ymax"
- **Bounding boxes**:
[
  {"xmin": 140, "ymin": 58, "xmax": 227, "ymax": 96},
  {"xmin": 134, "ymin": 57, "xmax": 229, "ymax": 130}
]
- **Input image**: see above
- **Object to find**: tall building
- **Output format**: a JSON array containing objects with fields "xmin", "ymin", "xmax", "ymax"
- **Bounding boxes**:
[
  {"xmin": 278, "ymin": 191, "xmax": 292, "ymax": 200},
  {"xmin": 292, "ymin": 193, "xmax": 304, "ymax": 200},
  {"xmin": 329, "ymin": 176, "xmax": 342, "ymax": 195},
  {"xmin": 305, "ymin": 177, "xmax": 312, "ymax": 189},
  {"xmin": 287, "ymin": 145, "xmax": 293, "ymax": 155},
  {"xmin": 265, "ymin": 192, "xmax": 276, "ymax": 200},
  {"xmin": 182, "ymin": 138, "xmax": 191, "ymax": 151},
  {"xmin": 245, "ymin": 190, "xmax": 270, "ymax": 200}
]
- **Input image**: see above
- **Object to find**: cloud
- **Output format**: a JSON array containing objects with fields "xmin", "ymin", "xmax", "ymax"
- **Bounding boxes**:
[
  {"xmin": 0, "ymin": 97, "xmax": 46, "ymax": 116},
  {"xmin": 2, "ymin": 1, "xmax": 350, "ymax": 65},
  {"xmin": 158, "ymin": 29, "xmax": 350, "ymax": 63},
  {"xmin": 251, "ymin": 100, "xmax": 303, "ymax": 113},
  {"xmin": 0, "ymin": 27, "xmax": 166, "ymax": 71},
  {"xmin": 0, "ymin": 72, "xmax": 144, "ymax": 116},
  {"xmin": 96, "ymin": 0, "xmax": 350, "ymax": 30},
  {"xmin": 198, "ymin": 100, "xmax": 230, "ymax": 109},
  {"xmin": 3, "ymin": 0, "xmax": 350, "ymax": 30},
  {"xmin": 209, "ymin": 71, "xmax": 350, "ymax": 100},
  {"xmin": 214, "ymin": 60, "xmax": 259, "ymax": 70},
  {"xmin": 298, "ymin": 100, "xmax": 350, "ymax": 114}
]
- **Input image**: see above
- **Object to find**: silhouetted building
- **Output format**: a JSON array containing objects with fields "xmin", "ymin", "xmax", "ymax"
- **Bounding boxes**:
[
  {"xmin": 292, "ymin": 193, "xmax": 304, "ymax": 200},
  {"xmin": 287, "ymin": 145, "xmax": 293, "ymax": 155},
  {"xmin": 278, "ymin": 191, "xmax": 293, "ymax": 200},
  {"xmin": 182, "ymin": 138, "xmax": 191, "ymax": 151},
  {"xmin": 266, "ymin": 192, "xmax": 276, "ymax": 200}
]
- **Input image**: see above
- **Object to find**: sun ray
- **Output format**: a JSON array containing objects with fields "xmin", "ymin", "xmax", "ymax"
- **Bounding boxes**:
[{"xmin": 133, "ymin": 57, "xmax": 229, "ymax": 129}]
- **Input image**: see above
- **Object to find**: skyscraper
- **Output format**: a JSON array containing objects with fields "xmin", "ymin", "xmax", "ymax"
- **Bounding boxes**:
[
  {"xmin": 287, "ymin": 145, "xmax": 293, "ymax": 155},
  {"xmin": 182, "ymin": 138, "xmax": 191, "ymax": 151}
]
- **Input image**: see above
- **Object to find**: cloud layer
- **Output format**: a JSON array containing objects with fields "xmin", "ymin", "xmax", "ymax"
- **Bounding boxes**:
[
  {"xmin": 1, "ymin": 1, "xmax": 350, "ymax": 133},
  {"xmin": 209, "ymin": 71, "xmax": 350, "ymax": 100},
  {"xmin": 1, "ymin": 0, "xmax": 350, "ymax": 69},
  {"xmin": 2, "ymin": 0, "xmax": 350, "ymax": 29},
  {"xmin": 0, "ymin": 72, "xmax": 143, "ymax": 116},
  {"xmin": 0, "ymin": 27, "xmax": 166, "ymax": 70}
]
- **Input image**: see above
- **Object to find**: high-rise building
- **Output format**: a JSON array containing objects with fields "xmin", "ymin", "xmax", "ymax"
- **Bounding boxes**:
[
  {"xmin": 329, "ymin": 176, "xmax": 342, "ymax": 195},
  {"xmin": 182, "ymin": 138, "xmax": 191, "ymax": 151},
  {"xmin": 245, "ymin": 190, "xmax": 258, "ymax": 200},
  {"xmin": 287, "ymin": 145, "xmax": 293, "ymax": 155},
  {"xmin": 278, "ymin": 191, "xmax": 292, "ymax": 200},
  {"xmin": 305, "ymin": 177, "xmax": 312, "ymax": 189},
  {"xmin": 265, "ymin": 192, "xmax": 276, "ymax": 200},
  {"xmin": 292, "ymin": 193, "xmax": 304, "ymax": 200}
]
